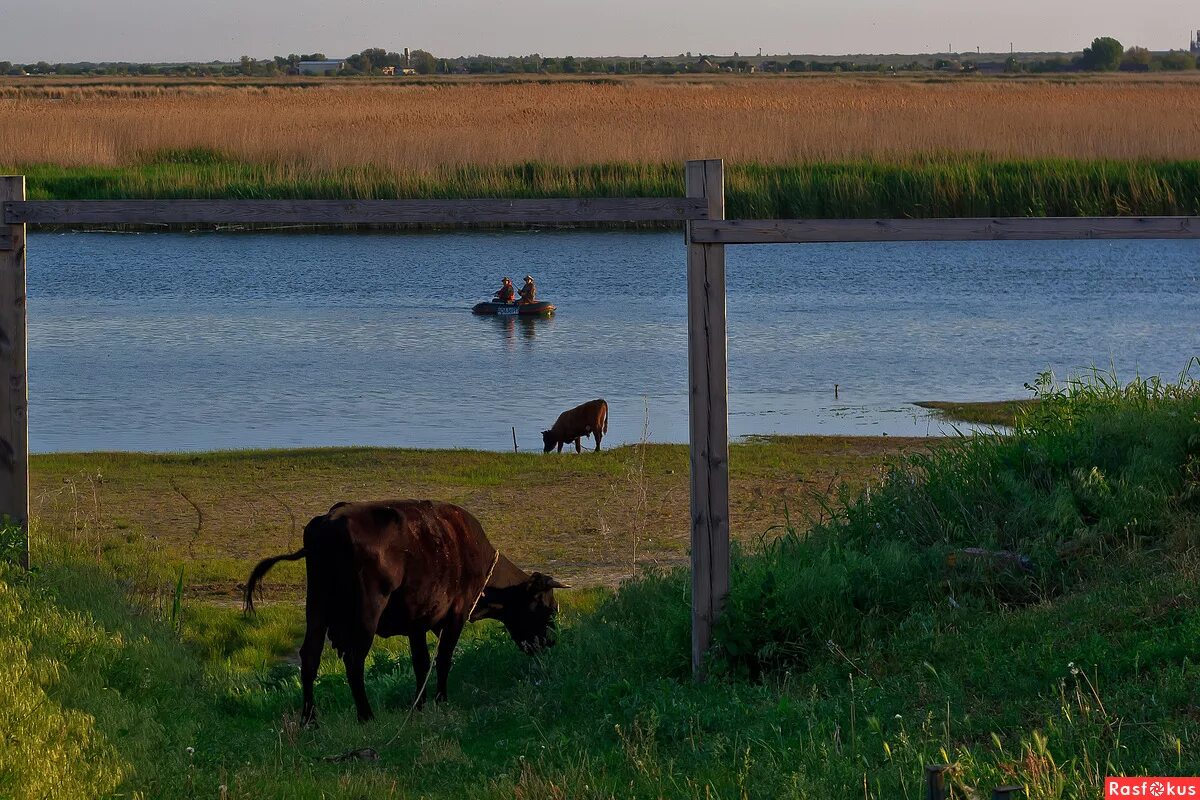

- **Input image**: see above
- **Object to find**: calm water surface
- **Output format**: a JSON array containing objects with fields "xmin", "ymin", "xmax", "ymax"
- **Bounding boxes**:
[{"xmin": 28, "ymin": 230, "xmax": 1200, "ymax": 452}]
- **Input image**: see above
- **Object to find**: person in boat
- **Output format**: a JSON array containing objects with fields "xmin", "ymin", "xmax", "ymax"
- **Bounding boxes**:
[
  {"xmin": 518, "ymin": 275, "xmax": 537, "ymax": 305},
  {"xmin": 493, "ymin": 277, "xmax": 515, "ymax": 303}
]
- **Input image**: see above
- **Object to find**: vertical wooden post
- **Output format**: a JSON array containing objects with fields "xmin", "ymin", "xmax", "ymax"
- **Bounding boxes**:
[
  {"xmin": 924, "ymin": 765, "xmax": 949, "ymax": 800},
  {"xmin": 685, "ymin": 159, "xmax": 729, "ymax": 678},
  {"xmin": 0, "ymin": 177, "xmax": 29, "ymax": 569}
]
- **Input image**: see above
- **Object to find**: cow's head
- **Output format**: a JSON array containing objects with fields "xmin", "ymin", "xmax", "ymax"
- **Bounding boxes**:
[
  {"xmin": 471, "ymin": 572, "xmax": 569, "ymax": 653},
  {"xmin": 541, "ymin": 430, "xmax": 556, "ymax": 453}
]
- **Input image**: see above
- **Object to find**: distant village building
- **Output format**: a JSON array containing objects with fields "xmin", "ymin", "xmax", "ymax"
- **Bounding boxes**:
[
  {"xmin": 296, "ymin": 60, "xmax": 345, "ymax": 75},
  {"xmin": 1192, "ymin": 30, "xmax": 1200, "ymax": 54}
]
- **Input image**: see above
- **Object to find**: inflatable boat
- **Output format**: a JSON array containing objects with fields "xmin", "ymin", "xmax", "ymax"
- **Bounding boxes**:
[{"xmin": 471, "ymin": 300, "xmax": 556, "ymax": 317}]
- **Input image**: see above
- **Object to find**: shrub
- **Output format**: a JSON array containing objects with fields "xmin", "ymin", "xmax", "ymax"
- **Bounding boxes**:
[{"xmin": 714, "ymin": 365, "xmax": 1200, "ymax": 676}]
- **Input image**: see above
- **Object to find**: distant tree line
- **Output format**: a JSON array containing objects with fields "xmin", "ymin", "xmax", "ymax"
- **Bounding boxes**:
[
  {"xmin": 2, "ymin": 37, "xmax": 1194, "ymax": 78},
  {"xmin": 1006, "ymin": 37, "xmax": 1197, "ymax": 73},
  {"xmin": 0, "ymin": 48, "xmax": 441, "ymax": 78}
]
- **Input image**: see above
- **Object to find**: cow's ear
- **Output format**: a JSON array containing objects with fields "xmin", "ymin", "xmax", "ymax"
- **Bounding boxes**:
[
  {"xmin": 328, "ymin": 501, "xmax": 349, "ymax": 514},
  {"xmin": 530, "ymin": 572, "xmax": 571, "ymax": 591}
]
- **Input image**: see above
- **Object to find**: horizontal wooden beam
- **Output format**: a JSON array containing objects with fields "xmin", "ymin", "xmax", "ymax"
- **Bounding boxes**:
[
  {"xmin": 3, "ymin": 197, "xmax": 708, "ymax": 225},
  {"xmin": 689, "ymin": 216, "xmax": 1200, "ymax": 244}
]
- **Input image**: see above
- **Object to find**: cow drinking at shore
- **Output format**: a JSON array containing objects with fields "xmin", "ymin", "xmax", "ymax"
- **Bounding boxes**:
[
  {"xmin": 244, "ymin": 500, "xmax": 567, "ymax": 724},
  {"xmin": 542, "ymin": 398, "xmax": 609, "ymax": 453}
]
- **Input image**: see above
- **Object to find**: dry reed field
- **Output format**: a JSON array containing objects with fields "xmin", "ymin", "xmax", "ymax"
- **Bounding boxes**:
[{"xmin": 4, "ymin": 75, "xmax": 1200, "ymax": 170}]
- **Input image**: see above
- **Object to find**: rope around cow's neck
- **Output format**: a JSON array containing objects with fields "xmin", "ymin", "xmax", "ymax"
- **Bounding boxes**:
[{"xmin": 465, "ymin": 550, "xmax": 502, "ymax": 625}]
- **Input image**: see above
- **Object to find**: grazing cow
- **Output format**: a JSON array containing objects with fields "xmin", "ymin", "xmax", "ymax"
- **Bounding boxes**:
[
  {"xmin": 244, "ymin": 500, "xmax": 567, "ymax": 724},
  {"xmin": 542, "ymin": 398, "xmax": 609, "ymax": 453}
]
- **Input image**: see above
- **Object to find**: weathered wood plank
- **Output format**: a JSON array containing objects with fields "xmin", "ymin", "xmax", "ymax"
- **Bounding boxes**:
[
  {"xmin": 991, "ymin": 787, "xmax": 1025, "ymax": 800},
  {"xmin": 689, "ymin": 216, "xmax": 1200, "ymax": 244},
  {"xmin": 0, "ymin": 178, "xmax": 29, "ymax": 570},
  {"xmin": 700, "ymin": 160, "xmax": 731, "ymax": 679},
  {"xmin": 925, "ymin": 765, "xmax": 949, "ymax": 800},
  {"xmin": 685, "ymin": 159, "xmax": 730, "ymax": 679},
  {"xmin": 686, "ymin": 161, "xmax": 712, "ymax": 679},
  {"xmin": 3, "ymin": 197, "xmax": 709, "ymax": 225}
]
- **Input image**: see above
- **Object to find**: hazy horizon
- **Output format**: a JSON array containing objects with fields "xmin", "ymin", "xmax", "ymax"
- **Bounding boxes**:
[{"xmin": 0, "ymin": 0, "xmax": 1195, "ymax": 64}]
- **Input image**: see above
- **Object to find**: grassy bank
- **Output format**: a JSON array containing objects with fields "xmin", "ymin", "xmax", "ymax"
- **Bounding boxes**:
[
  {"xmin": 5, "ymin": 375, "xmax": 1199, "ymax": 798},
  {"xmin": 10, "ymin": 157, "xmax": 1200, "ymax": 219},
  {"xmin": 915, "ymin": 399, "xmax": 1040, "ymax": 427},
  {"xmin": 30, "ymin": 435, "xmax": 927, "ymax": 598}
]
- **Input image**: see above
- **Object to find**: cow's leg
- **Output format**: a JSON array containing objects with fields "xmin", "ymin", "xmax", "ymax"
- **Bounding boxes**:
[
  {"xmin": 434, "ymin": 615, "xmax": 465, "ymax": 703},
  {"xmin": 594, "ymin": 429, "xmax": 603, "ymax": 452},
  {"xmin": 343, "ymin": 647, "xmax": 374, "ymax": 723},
  {"xmin": 299, "ymin": 610, "xmax": 327, "ymax": 727},
  {"xmin": 574, "ymin": 436, "xmax": 582, "ymax": 453},
  {"xmin": 409, "ymin": 632, "xmax": 431, "ymax": 708},
  {"xmin": 556, "ymin": 440, "xmax": 563, "ymax": 453},
  {"xmin": 344, "ymin": 594, "xmax": 384, "ymax": 723}
]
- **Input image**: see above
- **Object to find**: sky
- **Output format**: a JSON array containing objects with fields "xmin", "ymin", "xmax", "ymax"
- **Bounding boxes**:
[{"xmin": 0, "ymin": 0, "xmax": 1195, "ymax": 63}]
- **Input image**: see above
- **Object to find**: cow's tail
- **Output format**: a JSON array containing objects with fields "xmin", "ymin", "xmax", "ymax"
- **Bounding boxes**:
[
  {"xmin": 602, "ymin": 402, "xmax": 609, "ymax": 433},
  {"xmin": 243, "ymin": 548, "xmax": 306, "ymax": 614}
]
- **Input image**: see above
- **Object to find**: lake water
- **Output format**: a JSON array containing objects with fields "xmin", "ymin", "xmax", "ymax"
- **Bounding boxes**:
[{"xmin": 28, "ymin": 230, "xmax": 1200, "ymax": 453}]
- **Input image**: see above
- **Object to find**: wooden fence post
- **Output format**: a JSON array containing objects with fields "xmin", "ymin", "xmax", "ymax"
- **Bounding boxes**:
[
  {"xmin": 924, "ymin": 765, "xmax": 949, "ymax": 800},
  {"xmin": 0, "ymin": 177, "xmax": 29, "ymax": 569},
  {"xmin": 685, "ymin": 159, "xmax": 729, "ymax": 678}
]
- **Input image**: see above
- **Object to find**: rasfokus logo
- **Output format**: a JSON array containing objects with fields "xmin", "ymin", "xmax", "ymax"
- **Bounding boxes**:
[{"xmin": 1106, "ymin": 778, "xmax": 1200, "ymax": 798}]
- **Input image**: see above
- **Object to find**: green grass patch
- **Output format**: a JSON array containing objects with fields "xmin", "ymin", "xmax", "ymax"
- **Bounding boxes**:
[
  {"xmin": 915, "ymin": 399, "xmax": 1041, "ymax": 427},
  {"xmin": 0, "ymin": 559, "xmax": 208, "ymax": 799},
  {"xmin": 718, "ymin": 367, "xmax": 1200, "ymax": 678},
  {"xmin": 8, "ymin": 157, "xmax": 1200, "ymax": 220},
  {"xmin": 3, "ymin": 369, "xmax": 1199, "ymax": 797},
  {"xmin": 0, "ymin": 516, "xmax": 25, "ymax": 565}
]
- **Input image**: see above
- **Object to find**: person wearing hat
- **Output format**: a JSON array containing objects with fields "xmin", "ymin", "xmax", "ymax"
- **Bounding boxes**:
[
  {"xmin": 518, "ymin": 274, "xmax": 537, "ymax": 305},
  {"xmin": 493, "ymin": 276, "xmax": 515, "ymax": 303}
]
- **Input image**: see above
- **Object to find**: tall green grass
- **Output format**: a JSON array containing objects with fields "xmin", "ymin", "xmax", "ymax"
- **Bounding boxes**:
[
  {"xmin": 716, "ymin": 367, "xmax": 1200, "ymax": 677},
  {"xmin": 0, "ymin": 560, "xmax": 207, "ymax": 799},
  {"xmin": 0, "ymin": 516, "xmax": 24, "ymax": 565},
  {"xmin": 9, "ymin": 154, "xmax": 1200, "ymax": 219},
  {"xmin": 2, "ymin": 368, "xmax": 1198, "ymax": 798}
]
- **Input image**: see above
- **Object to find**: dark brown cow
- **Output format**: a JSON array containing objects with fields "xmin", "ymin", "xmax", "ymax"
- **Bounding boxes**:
[
  {"xmin": 542, "ymin": 398, "xmax": 609, "ymax": 453},
  {"xmin": 244, "ymin": 500, "xmax": 566, "ymax": 724}
]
